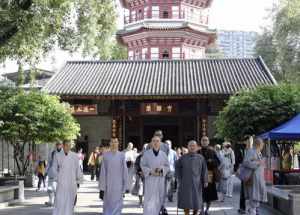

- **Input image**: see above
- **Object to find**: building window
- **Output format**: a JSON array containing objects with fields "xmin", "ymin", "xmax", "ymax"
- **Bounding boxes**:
[
  {"xmin": 128, "ymin": 51, "xmax": 134, "ymax": 60},
  {"xmin": 137, "ymin": 9, "xmax": 143, "ymax": 20},
  {"xmin": 131, "ymin": 10, "xmax": 136, "ymax": 22},
  {"xmin": 150, "ymin": 47, "xmax": 159, "ymax": 59},
  {"xmin": 135, "ymin": 49, "xmax": 140, "ymax": 59},
  {"xmin": 142, "ymin": 48, "xmax": 148, "ymax": 59},
  {"xmin": 144, "ymin": 6, "xmax": 148, "ymax": 18},
  {"xmin": 172, "ymin": 47, "xmax": 181, "ymax": 59},
  {"xmin": 162, "ymin": 49, "xmax": 170, "ymax": 59},
  {"xmin": 152, "ymin": 6, "xmax": 159, "ymax": 18},
  {"xmin": 162, "ymin": 10, "xmax": 169, "ymax": 18},
  {"xmin": 172, "ymin": 6, "xmax": 179, "ymax": 18}
]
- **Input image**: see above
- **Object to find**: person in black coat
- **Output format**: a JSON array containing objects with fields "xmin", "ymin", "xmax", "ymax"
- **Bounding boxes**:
[{"xmin": 198, "ymin": 136, "xmax": 220, "ymax": 215}]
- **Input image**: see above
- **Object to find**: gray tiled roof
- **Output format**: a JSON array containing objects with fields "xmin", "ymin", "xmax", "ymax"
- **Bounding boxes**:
[{"xmin": 43, "ymin": 57, "xmax": 276, "ymax": 98}]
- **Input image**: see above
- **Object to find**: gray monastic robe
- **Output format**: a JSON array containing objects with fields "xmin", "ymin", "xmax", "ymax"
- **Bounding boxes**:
[
  {"xmin": 141, "ymin": 149, "xmax": 170, "ymax": 215},
  {"xmin": 99, "ymin": 151, "xmax": 128, "ymax": 215},
  {"xmin": 243, "ymin": 148, "xmax": 267, "ymax": 202},
  {"xmin": 175, "ymin": 153, "xmax": 208, "ymax": 210},
  {"xmin": 52, "ymin": 151, "xmax": 83, "ymax": 215}
]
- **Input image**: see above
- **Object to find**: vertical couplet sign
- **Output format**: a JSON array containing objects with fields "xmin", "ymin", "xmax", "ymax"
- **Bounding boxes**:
[
  {"xmin": 111, "ymin": 118, "xmax": 118, "ymax": 138},
  {"xmin": 201, "ymin": 115, "xmax": 208, "ymax": 137}
]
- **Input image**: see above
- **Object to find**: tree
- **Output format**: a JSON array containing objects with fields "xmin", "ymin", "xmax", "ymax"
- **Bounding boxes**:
[
  {"xmin": 0, "ymin": 89, "xmax": 80, "ymax": 175},
  {"xmin": 216, "ymin": 84, "xmax": 300, "ymax": 142},
  {"xmin": 0, "ymin": 0, "xmax": 117, "ymax": 63},
  {"xmin": 17, "ymin": 62, "xmax": 24, "ymax": 87},
  {"xmin": 110, "ymin": 41, "xmax": 128, "ymax": 60},
  {"xmin": 205, "ymin": 44, "xmax": 224, "ymax": 59},
  {"xmin": 255, "ymin": 30, "xmax": 279, "ymax": 78},
  {"xmin": 255, "ymin": 0, "xmax": 300, "ymax": 83}
]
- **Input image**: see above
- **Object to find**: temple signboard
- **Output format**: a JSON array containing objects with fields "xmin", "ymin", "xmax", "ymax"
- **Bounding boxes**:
[
  {"xmin": 141, "ymin": 103, "xmax": 177, "ymax": 115},
  {"xmin": 71, "ymin": 104, "xmax": 98, "ymax": 115}
]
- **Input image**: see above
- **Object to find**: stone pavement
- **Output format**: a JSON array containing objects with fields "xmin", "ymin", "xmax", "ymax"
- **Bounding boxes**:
[{"xmin": 0, "ymin": 176, "xmax": 282, "ymax": 215}]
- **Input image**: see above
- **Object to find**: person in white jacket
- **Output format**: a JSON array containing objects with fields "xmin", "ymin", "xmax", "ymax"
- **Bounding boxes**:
[
  {"xmin": 45, "ymin": 142, "xmax": 64, "ymax": 206},
  {"xmin": 223, "ymin": 141, "xmax": 235, "ymax": 198}
]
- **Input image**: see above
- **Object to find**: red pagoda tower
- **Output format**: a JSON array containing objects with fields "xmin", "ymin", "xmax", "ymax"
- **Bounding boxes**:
[{"xmin": 117, "ymin": 0, "xmax": 216, "ymax": 60}]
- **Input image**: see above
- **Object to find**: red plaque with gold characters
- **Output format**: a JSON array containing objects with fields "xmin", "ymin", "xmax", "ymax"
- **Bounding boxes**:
[
  {"xmin": 70, "ymin": 104, "xmax": 98, "ymax": 115},
  {"xmin": 141, "ymin": 103, "xmax": 177, "ymax": 115}
]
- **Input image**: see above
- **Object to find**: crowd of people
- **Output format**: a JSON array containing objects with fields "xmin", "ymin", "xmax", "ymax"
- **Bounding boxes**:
[{"xmin": 36, "ymin": 130, "xmax": 268, "ymax": 215}]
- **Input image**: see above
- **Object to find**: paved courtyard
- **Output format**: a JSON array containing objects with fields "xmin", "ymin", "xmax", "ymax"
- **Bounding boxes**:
[{"xmin": 0, "ymin": 176, "xmax": 281, "ymax": 215}]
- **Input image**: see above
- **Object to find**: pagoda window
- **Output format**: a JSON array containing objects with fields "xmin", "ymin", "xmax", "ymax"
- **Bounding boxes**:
[
  {"xmin": 137, "ymin": 9, "xmax": 143, "ymax": 20},
  {"xmin": 144, "ymin": 6, "xmax": 149, "ymax": 19},
  {"xmin": 172, "ymin": 47, "xmax": 181, "ymax": 59},
  {"xmin": 131, "ymin": 10, "xmax": 136, "ymax": 22},
  {"xmin": 142, "ymin": 48, "xmax": 148, "ymax": 59},
  {"xmin": 172, "ymin": 6, "xmax": 179, "ymax": 19},
  {"xmin": 128, "ymin": 51, "xmax": 134, "ymax": 60},
  {"xmin": 150, "ymin": 47, "xmax": 159, "ymax": 59},
  {"xmin": 152, "ymin": 6, "xmax": 159, "ymax": 18},
  {"xmin": 135, "ymin": 49, "xmax": 140, "ymax": 59},
  {"xmin": 162, "ymin": 49, "xmax": 170, "ymax": 59},
  {"xmin": 162, "ymin": 10, "xmax": 169, "ymax": 19}
]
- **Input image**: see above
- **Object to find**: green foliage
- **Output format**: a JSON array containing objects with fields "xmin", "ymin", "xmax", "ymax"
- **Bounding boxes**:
[
  {"xmin": 0, "ymin": 0, "xmax": 116, "ymax": 63},
  {"xmin": 205, "ymin": 45, "xmax": 224, "ymax": 59},
  {"xmin": 216, "ymin": 84, "xmax": 300, "ymax": 142},
  {"xmin": 0, "ymin": 89, "xmax": 80, "ymax": 175},
  {"xmin": 109, "ymin": 41, "xmax": 128, "ymax": 60},
  {"xmin": 255, "ymin": 0, "xmax": 300, "ymax": 83},
  {"xmin": 17, "ymin": 63, "xmax": 24, "ymax": 87}
]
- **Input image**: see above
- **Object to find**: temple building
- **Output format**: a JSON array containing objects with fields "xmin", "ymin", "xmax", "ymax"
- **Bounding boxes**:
[
  {"xmin": 43, "ymin": 0, "xmax": 276, "ymax": 160},
  {"xmin": 117, "ymin": 0, "xmax": 216, "ymax": 60}
]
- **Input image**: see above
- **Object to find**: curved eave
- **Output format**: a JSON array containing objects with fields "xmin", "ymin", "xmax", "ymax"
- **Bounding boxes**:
[{"xmin": 117, "ymin": 26, "xmax": 217, "ymax": 46}]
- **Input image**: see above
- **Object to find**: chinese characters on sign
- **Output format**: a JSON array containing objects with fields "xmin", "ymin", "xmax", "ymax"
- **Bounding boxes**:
[
  {"xmin": 70, "ymin": 104, "xmax": 98, "ymax": 115},
  {"xmin": 141, "ymin": 103, "xmax": 177, "ymax": 115},
  {"xmin": 202, "ymin": 117, "xmax": 207, "ymax": 137},
  {"xmin": 112, "ymin": 119, "xmax": 118, "ymax": 138}
]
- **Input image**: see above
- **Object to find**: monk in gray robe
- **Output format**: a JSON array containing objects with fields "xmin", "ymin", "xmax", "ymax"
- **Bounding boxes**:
[
  {"xmin": 141, "ymin": 135, "xmax": 170, "ymax": 215},
  {"xmin": 244, "ymin": 138, "xmax": 267, "ymax": 215},
  {"xmin": 176, "ymin": 140, "xmax": 208, "ymax": 215},
  {"xmin": 99, "ymin": 138, "xmax": 128, "ymax": 215}
]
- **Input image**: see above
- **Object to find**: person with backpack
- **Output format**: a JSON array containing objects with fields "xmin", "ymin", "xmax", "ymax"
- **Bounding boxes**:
[{"xmin": 35, "ymin": 157, "xmax": 46, "ymax": 191}]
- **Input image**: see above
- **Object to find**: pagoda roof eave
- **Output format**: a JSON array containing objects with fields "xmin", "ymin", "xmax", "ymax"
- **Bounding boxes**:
[{"xmin": 116, "ymin": 26, "xmax": 217, "ymax": 45}]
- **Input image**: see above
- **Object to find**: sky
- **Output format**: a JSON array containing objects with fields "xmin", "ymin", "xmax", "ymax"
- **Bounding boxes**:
[{"xmin": 0, "ymin": 0, "xmax": 278, "ymax": 75}]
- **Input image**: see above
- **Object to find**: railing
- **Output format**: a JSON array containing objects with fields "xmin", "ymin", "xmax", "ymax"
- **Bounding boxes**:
[
  {"xmin": 128, "ymin": 52, "xmax": 185, "ymax": 60},
  {"xmin": 124, "ymin": 9, "xmax": 209, "ymax": 26}
]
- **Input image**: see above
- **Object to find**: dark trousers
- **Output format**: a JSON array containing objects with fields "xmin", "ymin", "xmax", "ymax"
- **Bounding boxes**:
[
  {"xmin": 90, "ymin": 165, "xmax": 100, "ymax": 181},
  {"xmin": 240, "ymin": 182, "xmax": 246, "ymax": 211},
  {"xmin": 37, "ymin": 173, "xmax": 45, "ymax": 189},
  {"xmin": 90, "ymin": 165, "xmax": 96, "ymax": 180}
]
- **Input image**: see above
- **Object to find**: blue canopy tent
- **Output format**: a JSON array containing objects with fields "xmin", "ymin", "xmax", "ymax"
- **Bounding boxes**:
[
  {"xmin": 259, "ymin": 114, "xmax": 300, "ymax": 140},
  {"xmin": 259, "ymin": 114, "xmax": 300, "ymax": 185}
]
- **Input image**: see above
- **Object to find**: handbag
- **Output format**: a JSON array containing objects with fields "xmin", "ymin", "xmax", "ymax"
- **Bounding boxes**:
[{"xmin": 99, "ymin": 190, "xmax": 105, "ymax": 200}]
